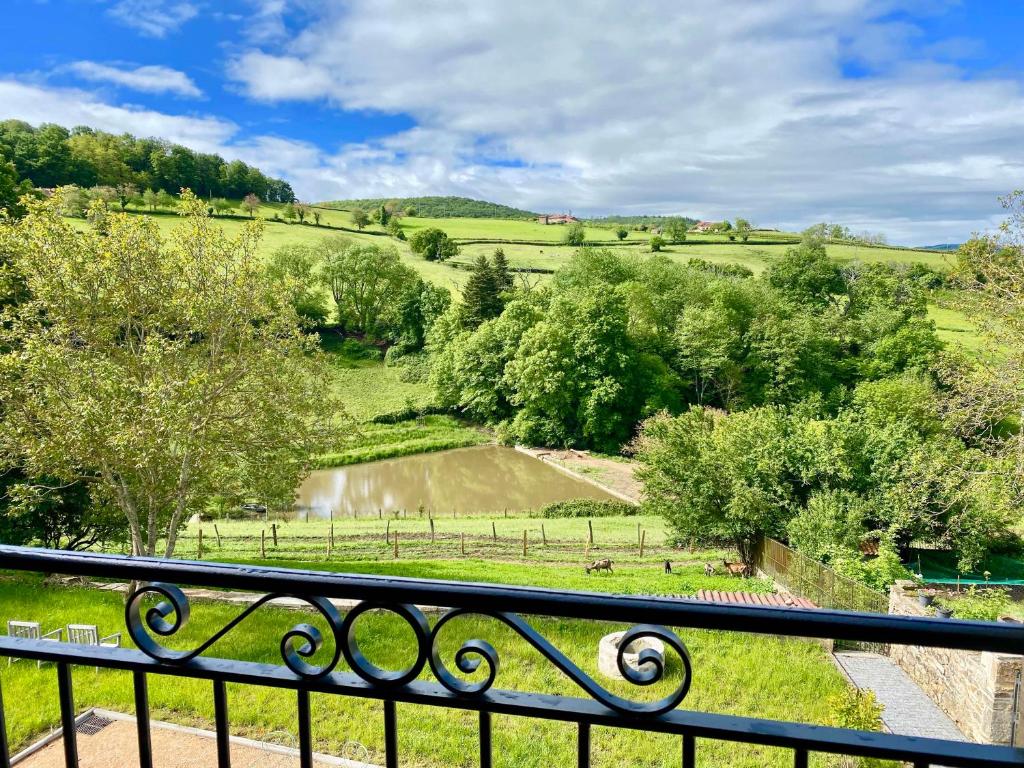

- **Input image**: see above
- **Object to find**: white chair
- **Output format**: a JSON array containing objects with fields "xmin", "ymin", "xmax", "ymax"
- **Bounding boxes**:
[
  {"xmin": 67, "ymin": 624, "xmax": 121, "ymax": 672},
  {"xmin": 7, "ymin": 620, "xmax": 63, "ymax": 667}
]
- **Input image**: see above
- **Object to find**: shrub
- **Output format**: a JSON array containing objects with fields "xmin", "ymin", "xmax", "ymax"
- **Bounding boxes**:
[
  {"xmin": 829, "ymin": 690, "xmax": 894, "ymax": 767},
  {"xmin": 947, "ymin": 586, "xmax": 1012, "ymax": 621},
  {"xmin": 539, "ymin": 499, "xmax": 638, "ymax": 518},
  {"xmin": 649, "ymin": 235, "xmax": 665, "ymax": 252}
]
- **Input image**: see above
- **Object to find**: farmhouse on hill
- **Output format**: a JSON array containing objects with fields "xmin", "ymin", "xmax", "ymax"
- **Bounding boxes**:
[
  {"xmin": 538, "ymin": 213, "xmax": 580, "ymax": 225},
  {"xmin": 691, "ymin": 220, "xmax": 718, "ymax": 232}
]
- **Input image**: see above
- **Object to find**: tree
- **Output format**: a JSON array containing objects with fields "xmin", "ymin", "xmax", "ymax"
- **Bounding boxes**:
[
  {"xmin": 665, "ymin": 219, "xmax": 688, "ymax": 243},
  {"xmin": 404, "ymin": 206, "xmax": 417, "ymax": 217},
  {"xmin": 409, "ymin": 227, "xmax": 459, "ymax": 261},
  {"xmin": 156, "ymin": 189, "xmax": 176, "ymax": 210},
  {"xmin": 735, "ymin": 218, "xmax": 752, "ymax": 242},
  {"xmin": 351, "ymin": 208, "xmax": 370, "ymax": 230},
  {"xmin": 765, "ymin": 240, "xmax": 844, "ymax": 308},
  {"xmin": 283, "ymin": 202, "xmax": 297, "ymax": 222},
  {"xmin": 115, "ymin": 183, "xmax": 138, "ymax": 211},
  {"xmin": 649, "ymin": 235, "xmax": 665, "ymax": 252},
  {"xmin": 212, "ymin": 198, "xmax": 234, "ymax": 217},
  {"xmin": 386, "ymin": 218, "xmax": 405, "ymax": 240},
  {"xmin": 0, "ymin": 190, "xmax": 337, "ymax": 557},
  {"xmin": 142, "ymin": 188, "xmax": 159, "ymax": 211},
  {"xmin": 295, "ymin": 202, "xmax": 310, "ymax": 224},
  {"xmin": 266, "ymin": 244, "xmax": 329, "ymax": 326},
  {"xmin": 0, "ymin": 160, "xmax": 31, "ymax": 218},
  {"xmin": 242, "ymin": 192, "xmax": 261, "ymax": 218},
  {"xmin": 0, "ymin": 469, "xmax": 124, "ymax": 551},
  {"xmin": 376, "ymin": 204, "xmax": 391, "ymax": 227},
  {"xmin": 319, "ymin": 238, "xmax": 418, "ymax": 336},
  {"xmin": 461, "ymin": 255, "xmax": 504, "ymax": 329},
  {"xmin": 615, "ymin": 226, "xmax": 628, "ymax": 241},
  {"xmin": 634, "ymin": 407, "xmax": 794, "ymax": 564},
  {"xmin": 492, "ymin": 248, "xmax": 513, "ymax": 293},
  {"xmin": 312, "ymin": 210, "xmax": 321, "ymax": 226},
  {"xmin": 563, "ymin": 221, "xmax": 586, "ymax": 247}
]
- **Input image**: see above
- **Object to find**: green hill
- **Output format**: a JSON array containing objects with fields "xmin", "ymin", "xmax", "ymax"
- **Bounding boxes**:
[{"xmin": 319, "ymin": 196, "xmax": 539, "ymax": 220}]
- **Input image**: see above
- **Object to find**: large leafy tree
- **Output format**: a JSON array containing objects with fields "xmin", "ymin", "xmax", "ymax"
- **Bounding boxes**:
[
  {"xmin": 319, "ymin": 238, "xmax": 418, "ymax": 336},
  {"xmin": 409, "ymin": 227, "xmax": 459, "ymax": 261},
  {"xmin": 0, "ymin": 190, "xmax": 337, "ymax": 557}
]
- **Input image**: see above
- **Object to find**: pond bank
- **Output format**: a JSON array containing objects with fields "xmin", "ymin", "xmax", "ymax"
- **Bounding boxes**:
[{"xmin": 514, "ymin": 445, "xmax": 642, "ymax": 504}]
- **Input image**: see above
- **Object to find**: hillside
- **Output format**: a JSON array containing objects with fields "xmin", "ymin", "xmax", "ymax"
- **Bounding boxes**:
[
  {"xmin": 319, "ymin": 195, "xmax": 539, "ymax": 219},
  {"xmin": 585, "ymin": 214, "xmax": 699, "ymax": 228}
]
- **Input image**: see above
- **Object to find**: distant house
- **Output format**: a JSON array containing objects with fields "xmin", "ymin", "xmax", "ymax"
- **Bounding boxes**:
[
  {"xmin": 538, "ymin": 213, "xmax": 580, "ymax": 225},
  {"xmin": 691, "ymin": 220, "xmax": 718, "ymax": 233}
]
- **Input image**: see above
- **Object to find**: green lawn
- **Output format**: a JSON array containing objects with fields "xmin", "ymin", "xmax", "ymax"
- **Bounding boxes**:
[
  {"xmin": 398, "ymin": 216, "xmax": 632, "ymax": 243},
  {"xmin": 0, "ymin": 574, "xmax": 856, "ymax": 767}
]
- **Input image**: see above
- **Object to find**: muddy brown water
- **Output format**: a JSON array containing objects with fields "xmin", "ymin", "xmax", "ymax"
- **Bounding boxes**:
[{"xmin": 293, "ymin": 445, "xmax": 617, "ymax": 518}]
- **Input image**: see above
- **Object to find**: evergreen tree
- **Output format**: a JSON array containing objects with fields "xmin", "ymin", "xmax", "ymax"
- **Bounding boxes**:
[
  {"xmin": 377, "ymin": 204, "xmax": 390, "ymax": 226},
  {"xmin": 461, "ymin": 254, "xmax": 503, "ymax": 328},
  {"xmin": 492, "ymin": 247, "xmax": 513, "ymax": 293}
]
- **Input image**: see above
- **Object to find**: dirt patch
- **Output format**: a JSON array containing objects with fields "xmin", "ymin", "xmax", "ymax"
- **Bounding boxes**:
[{"xmin": 518, "ymin": 447, "xmax": 642, "ymax": 503}]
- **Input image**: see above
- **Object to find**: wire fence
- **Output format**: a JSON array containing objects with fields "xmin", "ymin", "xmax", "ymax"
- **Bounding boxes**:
[{"xmin": 753, "ymin": 537, "xmax": 889, "ymax": 614}]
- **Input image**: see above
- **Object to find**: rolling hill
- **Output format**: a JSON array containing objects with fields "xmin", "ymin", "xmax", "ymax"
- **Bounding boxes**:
[{"xmin": 319, "ymin": 195, "xmax": 539, "ymax": 219}]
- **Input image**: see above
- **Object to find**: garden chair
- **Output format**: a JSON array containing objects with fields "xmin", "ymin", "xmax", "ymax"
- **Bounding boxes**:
[
  {"xmin": 7, "ymin": 620, "xmax": 63, "ymax": 667},
  {"xmin": 66, "ymin": 624, "xmax": 122, "ymax": 672}
]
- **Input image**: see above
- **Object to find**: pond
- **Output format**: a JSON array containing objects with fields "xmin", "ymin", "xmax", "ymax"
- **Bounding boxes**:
[{"xmin": 293, "ymin": 445, "xmax": 619, "ymax": 518}]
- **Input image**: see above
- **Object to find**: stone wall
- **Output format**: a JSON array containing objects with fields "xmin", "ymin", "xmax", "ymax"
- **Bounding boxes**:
[{"xmin": 888, "ymin": 581, "xmax": 1023, "ymax": 744}]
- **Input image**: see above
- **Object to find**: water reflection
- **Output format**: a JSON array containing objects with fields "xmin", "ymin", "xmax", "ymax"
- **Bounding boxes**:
[{"xmin": 294, "ymin": 445, "xmax": 617, "ymax": 518}]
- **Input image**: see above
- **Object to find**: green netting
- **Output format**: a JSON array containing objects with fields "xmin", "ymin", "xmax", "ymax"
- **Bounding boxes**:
[{"xmin": 908, "ymin": 548, "xmax": 1024, "ymax": 585}]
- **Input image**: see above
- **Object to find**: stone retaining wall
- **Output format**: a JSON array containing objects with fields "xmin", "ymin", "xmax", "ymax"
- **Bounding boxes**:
[{"xmin": 888, "ymin": 581, "xmax": 1023, "ymax": 744}]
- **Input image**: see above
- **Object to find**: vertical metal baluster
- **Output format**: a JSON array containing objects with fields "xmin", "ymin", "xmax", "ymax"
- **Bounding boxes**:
[
  {"xmin": 213, "ymin": 679, "xmax": 231, "ymax": 768},
  {"xmin": 0, "ymin": 677, "xmax": 10, "ymax": 768},
  {"xmin": 479, "ymin": 710, "xmax": 492, "ymax": 768},
  {"xmin": 681, "ymin": 734, "xmax": 695, "ymax": 768},
  {"xmin": 56, "ymin": 663, "xmax": 78, "ymax": 768},
  {"xmin": 132, "ymin": 672, "xmax": 152, "ymax": 768},
  {"xmin": 297, "ymin": 690, "xmax": 312, "ymax": 768},
  {"xmin": 384, "ymin": 700, "xmax": 398, "ymax": 768},
  {"xmin": 577, "ymin": 722, "xmax": 590, "ymax": 768},
  {"xmin": 793, "ymin": 749, "xmax": 808, "ymax": 768}
]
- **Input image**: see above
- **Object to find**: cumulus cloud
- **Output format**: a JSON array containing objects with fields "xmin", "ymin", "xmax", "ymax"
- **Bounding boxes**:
[
  {"xmin": 0, "ymin": 80, "xmax": 234, "ymax": 152},
  {"xmin": 67, "ymin": 62, "xmax": 202, "ymax": 98},
  {"xmin": 107, "ymin": 0, "xmax": 198, "ymax": 38},
  {"xmin": 222, "ymin": 0, "xmax": 1024, "ymax": 243}
]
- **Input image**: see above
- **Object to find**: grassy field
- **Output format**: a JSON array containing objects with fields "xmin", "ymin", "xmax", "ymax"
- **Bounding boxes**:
[
  {"xmin": 398, "ymin": 215, "xmax": 631, "ymax": 243},
  {"xmin": 176, "ymin": 513, "xmax": 693, "ymax": 566},
  {"xmin": 0, "ymin": 574, "xmax": 857, "ymax": 767}
]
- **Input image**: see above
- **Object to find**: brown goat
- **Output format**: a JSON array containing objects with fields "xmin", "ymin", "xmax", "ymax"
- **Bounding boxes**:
[
  {"xmin": 704, "ymin": 562, "xmax": 715, "ymax": 577},
  {"xmin": 585, "ymin": 558, "xmax": 613, "ymax": 574},
  {"xmin": 723, "ymin": 560, "xmax": 752, "ymax": 578}
]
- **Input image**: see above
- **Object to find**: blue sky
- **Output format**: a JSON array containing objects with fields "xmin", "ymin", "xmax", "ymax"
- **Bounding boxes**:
[{"xmin": 2, "ymin": 0, "xmax": 1023, "ymax": 243}]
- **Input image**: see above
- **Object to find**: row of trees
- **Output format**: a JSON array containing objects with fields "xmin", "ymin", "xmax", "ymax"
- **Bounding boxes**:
[{"xmin": 0, "ymin": 120, "xmax": 294, "ymax": 202}]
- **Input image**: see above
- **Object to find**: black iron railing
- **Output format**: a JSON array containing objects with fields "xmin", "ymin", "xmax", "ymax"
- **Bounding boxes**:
[{"xmin": 0, "ymin": 545, "xmax": 1021, "ymax": 768}]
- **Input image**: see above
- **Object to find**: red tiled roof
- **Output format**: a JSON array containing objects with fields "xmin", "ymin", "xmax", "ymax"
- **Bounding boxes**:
[{"xmin": 693, "ymin": 590, "xmax": 818, "ymax": 609}]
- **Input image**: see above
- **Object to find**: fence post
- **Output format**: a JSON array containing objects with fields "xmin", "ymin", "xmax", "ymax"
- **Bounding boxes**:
[
  {"xmin": 260, "ymin": 529, "xmax": 266, "ymax": 558},
  {"xmin": 588, "ymin": 519, "xmax": 594, "ymax": 545},
  {"xmin": 430, "ymin": 518, "xmax": 435, "ymax": 544},
  {"xmin": 639, "ymin": 529, "xmax": 646, "ymax": 558},
  {"xmin": 329, "ymin": 523, "xmax": 334, "ymax": 557},
  {"xmin": 198, "ymin": 528, "xmax": 203, "ymax": 560},
  {"xmin": 272, "ymin": 523, "xmax": 278, "ymax": 548},
  {"xmin": 523, "ymin": 530, "xmax": 527, "ymax": 558},
  {"xmin": 461, "ymin": 532, "xmax": 465, "ymax": 556},
  {"xmin": 213, "ymin": 524, "xmax": 222, "ymax": 547},
  {"xmin": 637, "ymin": 523, "xmax": 641, "ymax": 547},
  {"xmin": 492, "ymin": 522, "xmax": 497, "ymax": 542},
  {"xmin": 379, "ymin": 508, "xmax": 382, "ymax": 520},
  {"xmin": 393, "ymin": 532, "xmax": 399, "ymax": 559},
  {"xmin": 542, "ymin": 524, "xmax": 547, "ymax": 546},
  {"xmin": 386, "ymin": 519, "xmax": 390, "ymax": 543}
]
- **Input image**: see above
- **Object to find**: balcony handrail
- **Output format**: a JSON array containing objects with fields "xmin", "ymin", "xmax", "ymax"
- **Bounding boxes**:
[
  {"xmin": 0, "ymin": 544, "xmax": 1022, "ymax": 768},
  {"xmin": 1, "ymin": 545, "xmax": 1021, "ymax": 653}
]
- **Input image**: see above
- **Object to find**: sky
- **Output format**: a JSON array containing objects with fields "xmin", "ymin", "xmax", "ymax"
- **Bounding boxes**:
[{"xmin": 2, "ymin": 0, "xmax": 1023, "ymax": 244}]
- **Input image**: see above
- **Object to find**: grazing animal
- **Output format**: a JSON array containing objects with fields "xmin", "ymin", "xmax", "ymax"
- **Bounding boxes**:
[
  {"xmin": 585, "ymin": 558, "xmax": 613, "ymax": 574},
  {"xmin": 664, "ymin": 560, "xmax": 672, "ymax": 574},
  {"xmin": 723, "ymin": 560, "xmax": 752, "ymax": 578},
  {"xmin": 704, "ymin": 562, "xmax": 715, "ymax": 577}
]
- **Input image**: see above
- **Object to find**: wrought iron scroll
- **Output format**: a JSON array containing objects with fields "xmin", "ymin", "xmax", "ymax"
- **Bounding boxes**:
[{"xmin": 125, "ymin": 582, "xmax": 692, "ymax": 715}]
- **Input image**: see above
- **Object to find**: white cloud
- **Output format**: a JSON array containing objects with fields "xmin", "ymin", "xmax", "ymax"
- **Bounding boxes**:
[
  {"xmin": 221, "ymin": 0, "xmax": 1024, "ymax": 244},
  {"xmin": 67, "ymin": 62, "xmax": 202, "ymax": 98},
  {"xmin": 107, "ymin": 0, "xmax": 198, "ymax": 38},
  {"xmin": 0, "ymin": 80, "xmax": 234, "ymax": 152}
]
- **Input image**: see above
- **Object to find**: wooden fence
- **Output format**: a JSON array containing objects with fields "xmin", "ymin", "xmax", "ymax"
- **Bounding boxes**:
[{"xmin": 753, "ymin": 537, "xmax": 888, "ymax": 614}]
